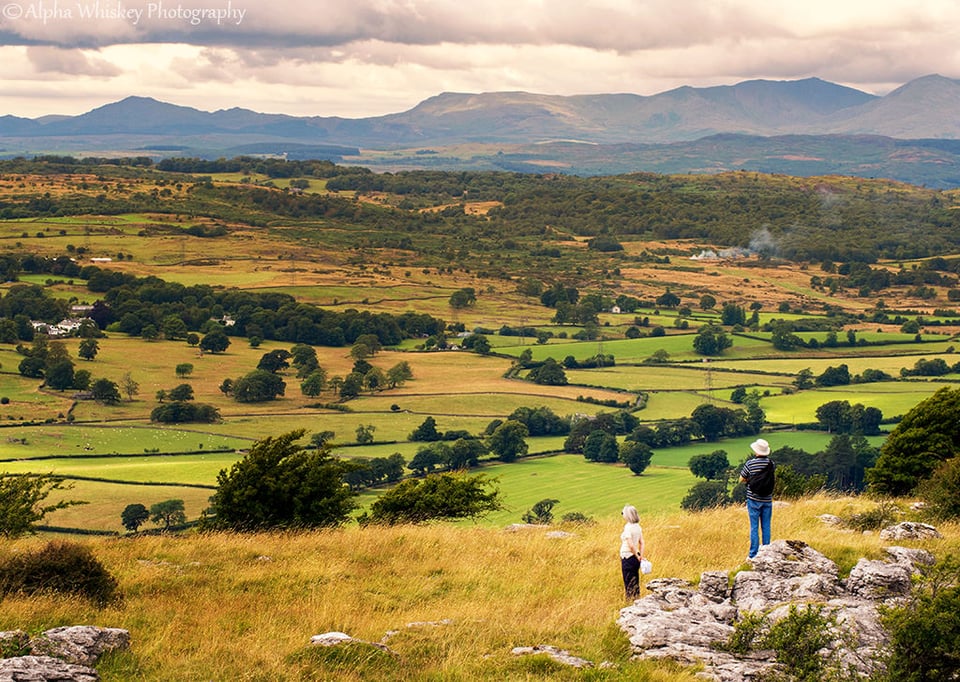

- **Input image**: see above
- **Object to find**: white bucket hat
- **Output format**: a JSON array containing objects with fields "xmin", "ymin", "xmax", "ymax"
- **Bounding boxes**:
[{"xmin": 750, "ymin": 438, "xmax": 770, "ymax": 456}]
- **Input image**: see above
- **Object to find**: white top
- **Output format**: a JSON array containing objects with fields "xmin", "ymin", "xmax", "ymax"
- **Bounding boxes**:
[{"xmin": 619, "ymin": 522, "xmax": 644, "ymax": 559}]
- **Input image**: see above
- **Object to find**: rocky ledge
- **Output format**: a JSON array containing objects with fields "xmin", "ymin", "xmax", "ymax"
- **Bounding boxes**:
[
  {"xmin": 0, "ymin": 626, "xmax": 129, "ymax": 682},
  {"xmin": 617, "ymin": 539, "xmax": 933, "ymax": 681}
]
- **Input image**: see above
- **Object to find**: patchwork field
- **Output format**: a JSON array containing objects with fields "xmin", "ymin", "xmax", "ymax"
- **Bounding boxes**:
[{"xmin": 2, "ymin": 164, "xmax": 960, "ymax": 536}]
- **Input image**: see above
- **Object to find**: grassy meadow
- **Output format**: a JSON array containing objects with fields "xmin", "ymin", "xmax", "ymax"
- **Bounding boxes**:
[{"xmin": 3, "ymin": 496, "xmax": 956, "ymax": 681}]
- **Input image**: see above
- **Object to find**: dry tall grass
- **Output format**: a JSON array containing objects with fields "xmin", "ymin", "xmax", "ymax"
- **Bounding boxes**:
[{"xmin": 1, "ymin": 495, "xmax": 956, "ymax": 680}]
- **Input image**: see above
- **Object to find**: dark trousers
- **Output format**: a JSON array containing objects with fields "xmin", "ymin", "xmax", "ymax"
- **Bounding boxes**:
[{"xmin": 621, "ymin": 555, "xmax": 641, "ymax": 599}]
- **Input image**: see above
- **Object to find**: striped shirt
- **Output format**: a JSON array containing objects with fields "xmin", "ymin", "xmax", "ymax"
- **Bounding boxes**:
[{"xmin": 740, "ymin": 456, "xmax": 774, "ymax": 502}]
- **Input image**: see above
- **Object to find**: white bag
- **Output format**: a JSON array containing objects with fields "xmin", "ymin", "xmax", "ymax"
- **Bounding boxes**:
[{"xmin": 640, "ymin": 559, "xmax": 652, "ymax": 575}]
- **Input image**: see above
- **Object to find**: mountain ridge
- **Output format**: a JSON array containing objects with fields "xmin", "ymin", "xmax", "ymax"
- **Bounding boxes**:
[
  {"xmin": 3, "ymin": 75, "xmax": 960, "ymax": 187},
  {"xmin": 5, "ymin": 75, "xmax": 957, "ymax": 144}
]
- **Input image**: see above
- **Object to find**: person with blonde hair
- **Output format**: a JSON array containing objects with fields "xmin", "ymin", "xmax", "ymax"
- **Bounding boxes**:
[{"xmin": 618, "ymin": 504, "xmax": 645, "ymax": 599}]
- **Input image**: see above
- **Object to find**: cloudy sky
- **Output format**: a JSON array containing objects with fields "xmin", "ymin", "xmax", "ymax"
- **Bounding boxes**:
[{"xmin": 1, "ymin": 0, "xmax": 958, "ymax": 119}]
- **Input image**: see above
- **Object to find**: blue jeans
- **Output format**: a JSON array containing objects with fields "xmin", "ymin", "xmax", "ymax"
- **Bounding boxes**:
[{"xmin": 747, "ymin": 498, "xmax": 772, "ymax": 558}]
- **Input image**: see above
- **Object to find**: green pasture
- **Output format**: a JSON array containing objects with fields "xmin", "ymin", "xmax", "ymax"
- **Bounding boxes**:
[
  {"xmin": 645, "ymin": 432, "xmax": 887, "ymax": 469},
  {"xmin": 760, "ymin": 382, "xmax": 949, "ymax": 424},
  {"xmin": 636, "ymin": 392, "xmax": 716, "ymax": 420},
  {"xmin": 0, "ymin": 451, "xmax": 237, "ymax": 485},
  {"xmin": 356, "ymin": 393, "xmax": 611, "ymax": 419},
  {"xmin": 0, "ymin": 370, "xmax": 74, "ymax": 422},
  {"xmin": 457, "ymin": 455, "xmax": 698, "ymax": 525},
  {"xmin": 704, "ymin": 352, "xmax": 960, "ymax": 376},
  {"xmin": 0, "ymin": 424, "xmax": 247, "ymax": 459},
  {"xmin": 39, "ymin": 480, "xmax": 215, "ymax": 533},
  {"xmin": 563, "ymin": 365, "xmax": 793, "ymax": 392}
]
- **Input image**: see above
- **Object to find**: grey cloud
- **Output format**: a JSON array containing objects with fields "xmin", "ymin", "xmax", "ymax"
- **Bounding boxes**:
[{"xmin": 26, "ymin": 46, "xmax": 122, "ymax": 76}]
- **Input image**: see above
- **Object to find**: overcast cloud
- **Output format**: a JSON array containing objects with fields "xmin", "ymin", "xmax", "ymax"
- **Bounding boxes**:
[{"xmin": 0, "ymin": 0, "xmax": 958, "ymax": 118}]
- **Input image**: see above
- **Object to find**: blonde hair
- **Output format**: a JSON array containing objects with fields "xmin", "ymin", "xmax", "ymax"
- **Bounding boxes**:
[{"xmin": 621, "ymin": 505, "xmax": 639, "ymax": 524}]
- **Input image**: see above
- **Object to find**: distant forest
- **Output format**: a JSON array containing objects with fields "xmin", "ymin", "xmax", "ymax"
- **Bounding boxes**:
[{"xmin": 1, "ymin": 156, "xmax": 959, "ymax": 263}]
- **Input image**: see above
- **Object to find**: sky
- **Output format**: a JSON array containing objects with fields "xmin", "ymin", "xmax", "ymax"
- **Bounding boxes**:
[{"xmin": 1, "ymin": 0, "xmax": 959, "ymax": 119}]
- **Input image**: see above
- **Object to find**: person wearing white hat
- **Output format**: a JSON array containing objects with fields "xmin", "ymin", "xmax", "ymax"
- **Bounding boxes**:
[{"xmin": 739, "ymin": 438, "xmax": 775, "ymax": 559}]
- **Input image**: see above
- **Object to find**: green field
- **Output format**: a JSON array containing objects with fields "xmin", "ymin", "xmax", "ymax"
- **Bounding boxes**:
[{"xmin": 3, "ymin": 163, "xmax": 960, "ymax": 535}]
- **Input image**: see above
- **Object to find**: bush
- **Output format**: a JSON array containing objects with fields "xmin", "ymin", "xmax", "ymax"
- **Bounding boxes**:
[
  {"xmin": 364, "ymin": 473, "xmax": 502, "ymax": 524},
  {"xmin": 841, "ymin": 500, "xmax": 901, "ymax": 531},
  {"xmin": 917, "ymin": 457, "xmax": 960, "ymax": 521},
  {"xmin": 681, "ymin": 481, "xmax": 730, "ymax": 511},
  {"xmin": 0, "ymin": 540, "xmax": 120, "ymax": 606},
  {"xmin": 879, "ymin": 554, "xmax": 960, "ymax": 681}
]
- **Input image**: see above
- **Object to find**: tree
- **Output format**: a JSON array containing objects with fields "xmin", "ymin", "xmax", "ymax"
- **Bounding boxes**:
[
  {"xmin": 290, "ymin": 344, "xmax": 319, "ymax": 378},
  {"xmin": 815, "ymin": 364, "xmax": 851, "ymax": 387},
  {"xmin": 203, "ymin": 430, "xmax": 357, "ymax": 531},
  {"xmin": 583, "ymin": 430, "xmax": 619, "ymax": 463},
  {"xmin": 45, "ymin": 359, "xmax": 75, "ymax": 391},
  {"xmin": 364, "ymin": 473, "xmax": 502, "ymax": 524},
  {"xmin": 120, "ymin": 503, "xmax": 149, "ymax": 532},
  {"xmin": 257, "ymin": 349, "xmax": 291, "ymax": 373},
  {"xmin": 232, "ymin": 370, "xmax": 285, "ymax": 402},
  {"xmin": 681, "ymin": 481, "xmax": 730, "ymax": 511},
  {"xmin": 656, "ymin": 290, "xmax": 680, "ymax": 308},
  {"xmin": 448, "ymin": 438, "xmax": 487, "ymax": 469},
  {"xmin": 167, "ymin": 383, "xmax": 194, "ymax": 402},
  {"xmin": 199, "ymin": 329, "xmax": 231, "ymax": 354},
  {"xmin": 620, "ymin": 441, "xmax": 653, "ymax": 475},
  {"xmin": 720, "ymin": 303, "xmax": 746, "ymax": 326},
  {"xmin": 487, "ymin": 420, "xmax": 529, "ymax": 462},
  {"xmin": 121, "ymin": 372, "xmax": 139, "ymax": 401},
  {"xmin": 150, "ymin": 499, "xmax": 186, "ymax": 530},
  {"xmin": 175, "ymin": 363, "xmax": 194, "ymax": 378},
  {"xmin": 693, "ymin": 325, "xmax": 732, "ymax": 355},
  {"xmin": 689, "ymin": 450, "xmax": 730, "ymax": 480},
  {"xmin": 449, "ymin": 287, "xmax": 477, "ymax": 309},
  {"xmin": 522, "ymin": 498, "xmax": 560, "ymax": 524},
  {"xmin": 161, "ymin": 315, "xmax": 189, "ymax": 341},
  {"xmin": 78, "ymin": 338, "xmax": 99, "ymax": 361},
  {"xmin": 90, "ymin": 378, "xmax": 122, "ymax": 405},
  {"xmin": 868, "ymin": 387, "xmax": 960, "ymax": 495},
  {"xmin": 0, "ymin": 474, "xmax": 83, "ymax": 538},
  {"xmin": 300, "ymin": 369, "xmax": 327, "ymax": 397},
  {"xmin": 699, "ymin": 294, "xmax": 717, "ymax": 310},
  {"xmin": 409, "ymin": 416, "xmax": 441, "ymax": 442},
  {"xmin": 355, "ymin": 424, "xmax": 376, "ymax": 444},
  {"xmin": 311, "ymin": 430, "xmax": 336, "ymax": 448},
  {"xmin": 409, "ymin": 443, "xmax": 448, "ymax": 475},
  {"xmin": 461, "ymin": 333, "xmax": 491, "ymax": 354},
  {"xmin": 528, "ymin": 357, "xmax": 567, "ymax": 385},
  {"xmin": 386, "ymin": 361, "xmax": 413, "ymax": 388}
]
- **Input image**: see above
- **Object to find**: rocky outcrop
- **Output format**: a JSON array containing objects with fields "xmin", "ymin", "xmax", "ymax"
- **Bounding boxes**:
[
  {"xmin": 616, "ymin": 540, "xmax": 934, "ymax": 682},
  {"xmin": 879, "ymin": 521, "xmax": 942, "ymax": 541},
  {"xmin": 0, "ymin": 626, "xmax": 129, "ymax": 682}
]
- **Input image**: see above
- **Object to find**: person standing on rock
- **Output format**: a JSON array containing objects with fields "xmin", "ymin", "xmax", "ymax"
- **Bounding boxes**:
[
  {"xmin": 739, "ymin": 438, "xmax": 775, "ymax": 559},
  {"xmin": 619, "ymin": 504, "xmax": 645, "ymax": 599}
]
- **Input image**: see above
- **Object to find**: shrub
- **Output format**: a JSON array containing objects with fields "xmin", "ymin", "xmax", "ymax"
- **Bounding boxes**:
[
  {"xmin": 917, "ymin": 457, "xmax": 960, "ymax": 521},
  {"xmin": 0, "ymin": 540, "xmax": 120, "ymax": 606},
  {"xmin": 879, "ymin": 554, "xmax": 960, "ymax": 681},
  {"xmin": 718, "ymin": 604, "xmax": 852, "ymax": 681},
  {"xmin": 841, "ymin": 500, "xmax": 901, "ymax": 531}
]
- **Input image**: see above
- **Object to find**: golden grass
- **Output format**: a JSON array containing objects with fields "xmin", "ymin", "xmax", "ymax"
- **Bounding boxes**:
[{"xmin": 1, "ymin": 494, "xmax": 956, "ymax": 680}]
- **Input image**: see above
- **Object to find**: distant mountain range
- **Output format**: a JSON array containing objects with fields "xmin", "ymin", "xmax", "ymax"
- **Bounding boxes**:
[{"xmin": 3, "ymin": 74, "xmax": 960, "ymax": 186}]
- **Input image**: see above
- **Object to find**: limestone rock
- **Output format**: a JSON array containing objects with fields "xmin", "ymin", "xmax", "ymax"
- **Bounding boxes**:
[
  {"xmin": 29, "ymin": 628, "xmax": 129, "ymax": 667},
  {"xmin": 845, "ymin": 558, "xmax": 912, "ymax": 599},
  {"xmin": 511, "ymin": 645, "xmax": 593, "ymax": 669},
  {"xmin": 879, "ymin": 521, "xmax": 941, "ymax": 541},
  {"xmin": 617, "ymin": 539, "xmax": 932, "ymax": 682},
  {"xmin": 698, "ymin": 571, "xmax": 729, "ymax": 603},
  {"xmin": 310, "ymin": 632, "xmax": 354, "ymax": 647},
  {"xmin": 0, "ymin": 655, "xmax": 98, "ymax": 682}
]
